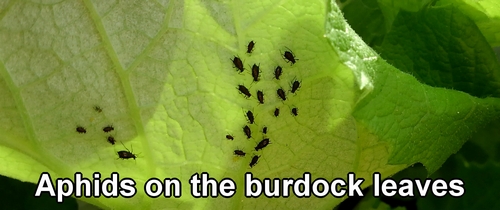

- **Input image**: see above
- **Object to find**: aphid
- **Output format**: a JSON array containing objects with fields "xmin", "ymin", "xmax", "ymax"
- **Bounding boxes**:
[
  {"xmin": 243, "ymin": 125, "xmax": 251, "ymax": 139},
  {"xmin": 103, "ymin": 125, "xmax": 114, "ymax": 133},
  {"xmin": 246, "ymin": 110, "xmax": 255, "ymax": 124},
  {"xmin": 283, "ymin": 48, "xmax": 298, "ymax": 65},
  {"xmin": 226, "ymin": 134, "xmax": 234, "ymax": 140},
  {"xmin": 117, "ymin": 142, "xmax": 138, "ymax": 160},
  {"xmin": 247, "ymin": 41, "xmax": 255, "ymax": 54},
  {"xmin": 255, "ymin": 138, "xmax": 270, "ymax": 151},
  {"xmin": 107, "ymin": 136, "xmax": 116, "ymax": 145},
  {"xmin": 234, "ymin": 150, "xmax": 246, "ymax": 157},
  {"xmin": 249, "ymin": 155, "xmax": 260, "ymax": 168},
  {"xmin": 262, "ymin": 126, "xmax": 268, "ymax": 134},
  {"xmin": 251, "ymin": 64, "xmax": 260, "ymax": 82},
  {"xmin": 291, "ymin": 80, "xmax": 301, "ymax": 93},
  {"xmin": 277, "ymin": 88, "xmax": 286, "ymax": 101},
  {"xmin": 274, "ymin": 108, "xmax": 280, "ymax": 117},
  {"xmin": 257, "ymin": 90, "xmax": 264, "ymax": 104},
  {"xmin": 231, "ymin": 56, "xmax": 244, "ymax": 73},
  {"xmin": 274, "ymin": 66, "xmax": 283, "ymax": 80},
  {"xmin": 76, "ymin": 126, "xmax": 86, "ymax": 134},
  {"xmin": 238, "ymin": 85, "xmax": 252, "ymax": 98},
  {"xmin": 94, "ymin": 106, "xmax": 102, "ymax": 113},
  {"xmin": 291, "ymin": 107, "xmax": 298, "ymax": 116}
]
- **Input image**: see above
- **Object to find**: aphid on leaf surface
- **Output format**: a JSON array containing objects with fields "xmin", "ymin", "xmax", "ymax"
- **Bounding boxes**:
[
  {"xmin": 246, "ymin": 110, "xmax": 255, "ymax": 124},
  {"xmin": 282, "ymin": 48, "xmax": 298, "ymax": 65},
  {"xmin": 243, "ymin": 125, "xmax": 252, "ymax": 139},
  {"xmin": 274, "ymin": 66, "xmax": 283, "ymax": 80},
  {"xmin": 107, "ymin": 136, "xmax": 116, "ymax": 145},
  {"xmin": 274, "ymin": 108, "xmax": 280, "ymax": 117},
  {"xmin": 94, "ymin": 106, "xmax": 102, "ymax": 113},
  {"xmin": 117, "ymin": 150, "xmax": 136, "ymax": 160},
  {"xmin": 76, "ymin": 126, "xmax": 86, "ymax": 134},
  {"xmin": 117, "ymin": 142, "xmax": 138, "ymax": 160},
  {"xmin": 226, "ymin": 134, "xmax": 234, "ymax": 140},
  {"xmin": 255, "ymin": 138, "xmax": 270, "ymax": 151},
  {"xmin": 291, "ymin": 107, "xmax": 298, "ymax": 116},
  {"xmin": 291, "ymin": 80, "xmax": 301, "ymax": 93},
  {"xmin": 262, "ymin": 126, "xmax": 268, "ymax": 134},
  {"xmin": 237, "ymin": 85, "xmax": 252, "ymax": 98},
  {"xmin": 250, "ymin": 155, "xmax": 260, "ymax": 168},
  {"xmin": 247, "ymin": 41, "xmax": 255, "ymax": 54},
  {"xmin": 103, "ymin": 125, "xmax": 114, "ymax": 133},
  {"xmin": 231, "ymin": 56, "xmax": 244, "ymax": 73},
  {"xmin": 234, "ymin": 150, "xmax": 246, "ymax": 157},
  {"xmin": 277, "ymin": 88, "xmax": 286, "ymax": 101},
  {"xmin": 257, "ymin": 90, "xmax": 264, "ymax": 104},
  {"xmin": 251, "ymin": 64, "xmax": 260, "ymax": 82}
]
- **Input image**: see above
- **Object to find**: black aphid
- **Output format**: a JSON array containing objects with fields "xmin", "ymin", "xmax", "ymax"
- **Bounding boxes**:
[
  {"xmin": 277, "ymin": 88, "xmax": 286, "ymax": 101},
  {"xmin": 243, "ymin": 125, "xmax": 251, "ymax": 139},
  {"xmin": 274, "ymin": 66, "xmax": 283, "ymax": 80},
  {"xmin": 250, "ymin": 155, "xmax": 260, "ymax": 168},
  {"xmin": 238, "ymin": 85, "xmax": 252, "ymax": 98},
  {"xmin": 94, "ymin": 106, "xmax": 102, "ymax": 113},
  {"xmin": 76, "ymin": 126, "xmax": 86, "ymax": 134},
  {"xmin": 291, "ymin": 107, "xmax": 298, "ymax": 116},
  {"xmin": 103, "ymin": 125, "xmax": 114, "ymax": 133},
  {"xmin": 226, "ymin": 134, "xmax": 234, "ymax": 140},
  {"xmin": 107, "ymin": 136, "xmax": 116, "ymax": 145},
  {"xmin": 234, "ymin": 150, "xmax": 246, "ymax": 157},
  {"xmin": 231, "ymin": 56, "xmax": 244, "ymax": 72},
  {"xmin": 262, "ymin": 126, "xmax": 268, "ymax": 134},
  {"xmin": 251, "ymin": 64, "xmax": 260, "ymax": 82},
  {"xmin": 283, "ymin": 48, "xmax": 298, "ymax": 65},
  {"xmin": 291, "ymin": 80, "xmax": 301, "ymax": 93},
  {"xmin": 117, "ymin": 142, "xmax": 137, "ymax": 160},
  {"xmin": 117, "ymin": 151, "xmax": 136, "ymax": 160},
  {"xmin": 246, "ymin": 110, "xmax": 255, "ymax": 124},
  {"xmin": 255, "ymin": 138, "xmax": 270, "ymax": 151},
  {"xmin": 257, "ymin": 90, "xmax": 264, "ymax": 104},
  {"xmin": 247, "ymin": 41, "xmax": 255, "ymax": 54},
  {"xmin": 274, "ymin": 108, "xmax": 280, "ymax": 117}
]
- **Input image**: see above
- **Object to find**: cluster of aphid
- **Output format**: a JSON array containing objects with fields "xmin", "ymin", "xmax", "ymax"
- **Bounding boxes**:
[
  {"xmin": 227, "ymin": 41, "xmax": 301, "ymax": 169},
  {"xmin": 75, "ymin": 106, "xmax": 137, "ymax": 160}
]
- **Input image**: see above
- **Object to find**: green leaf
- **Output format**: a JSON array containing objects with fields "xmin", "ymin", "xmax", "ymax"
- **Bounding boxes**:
[
  {"xmin": 325, "ymin": 1, "xmax": 500, "ymax": 174},
  {"xmin": 418, "ymin": 157, "xmax": 500, "ymax": 209},
  {"xmin": 465, "ymin": 119, "xmax": 500, "ymax": 163},
  {"xmin": 340, "ymin": 1, "xmax": 500, "ymax": 208},
  {"xmin": 376, "ymin": 0, "xmax": 433, "ymax": 32},
  {"xmin": 435, "ymin": 0, "xmax": 500, "ymax": 47},
  {"xmin": 351, "ymin": 0, "xmax": 500, "ymax": 48},
  {"xmin": 346, "ymin": 157, "xmax": 500, "ymax": 209},
  {"xmin": 0, "ymin": 0, "xmax": 499, "ymax": 209},
  {"xmin": 0, "ymin": 0, "xmax": 370, "ymax": 209},
  {"xmin": 340, "ymin": 0, "xmax": 387, "ymax": 47},
  {"xmin": 376, "ymin": 6, "xmax": 500, "ymax": 98}
]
